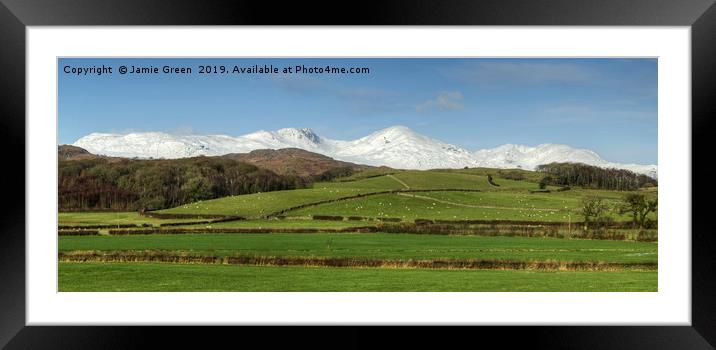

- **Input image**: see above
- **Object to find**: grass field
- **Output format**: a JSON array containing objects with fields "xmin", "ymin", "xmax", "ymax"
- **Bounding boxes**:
[
  {"xmin": 315, "ymin": 174, "xmax": 406, "ymax": 190},
  {"xmin": 58, "ymin": 212, "xmax": 205, "ymax": 226},
  {"xmin": 156, "ymin": 171, "xmax": 553, "ymax": 218},
  {"xmin": 289, "ymin": 193, "xmax": 564, "ymax": 221},
  {"xmin": 59, "ymin": 169, "xmax": 658, "ymax": 292},
  {"xmin": 390, "ymin": 170, "xmax": 542, "ymax": 190},
  {"xmin": 289, "ymin": 190, "xmax": 652, "ymax": 222},
  {"xmin": 160, "ymin": 187, "xmax": 373, "ymax": 218},
  {"xmin": 157, "ymin": 172, "xmax": 655, "ymax": 222},
  {"xmin": 59, "ymin": 233, "xmax": 657, "ymax": 263},
  {"xmin": 58, "ymin": 262, "xmax": 657, "ymax": 292}
]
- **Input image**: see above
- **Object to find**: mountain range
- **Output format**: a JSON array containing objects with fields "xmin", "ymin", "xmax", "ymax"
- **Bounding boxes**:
[{"xmin": 73, "ymin": 125, "xmax": 658, "ymax": 178}]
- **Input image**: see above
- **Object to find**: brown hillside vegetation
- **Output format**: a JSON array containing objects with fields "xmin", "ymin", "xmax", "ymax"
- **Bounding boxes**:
[
  {"xmin": 58, "ymin": 155, "xmax": 311, "ymax": 211},
  {"xmin": 58, "ymin": 145, "xmax": 102, "ymax": 161},
  {"xmin": 57, "ymin": 146, "xmax": 374, "ymax": 211},
  {"xmin": 223, "ymin": 148, "xmax": 370, "ymax": 177}
]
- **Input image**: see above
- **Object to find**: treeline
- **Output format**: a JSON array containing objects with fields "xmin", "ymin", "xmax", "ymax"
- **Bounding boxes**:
[
  {"xmin": 59, "ymin": 157, "xmax": 310, "ymax": 211},
  {"xmin": 536, "ymin": 162, "xmax": 657, "ymax": 191}
]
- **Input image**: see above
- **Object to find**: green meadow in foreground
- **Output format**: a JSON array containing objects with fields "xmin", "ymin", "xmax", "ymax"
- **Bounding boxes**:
[
  {"xmin": 58, "ymin": 262, "xmax": 658, "ymax": 292},
  {"xmin": 59, "ymin": 233, "xmax": 657, "ymax": 263}
]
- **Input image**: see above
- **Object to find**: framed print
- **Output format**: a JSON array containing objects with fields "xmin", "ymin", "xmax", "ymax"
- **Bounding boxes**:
[{"xmin": 2, "ymin": 0, "xmax": 716, "ymax": 348}]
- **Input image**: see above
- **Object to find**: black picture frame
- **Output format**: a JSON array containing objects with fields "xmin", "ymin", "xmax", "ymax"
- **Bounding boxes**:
[{"xmin": 1, "ymin": 0, "xmax": 715, "ymax": 348}]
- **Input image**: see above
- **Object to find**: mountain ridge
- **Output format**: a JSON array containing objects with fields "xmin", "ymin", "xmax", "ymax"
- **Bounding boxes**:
[{"xmin": 73, "ymin": 125, "xmax": 657, "ymax": 178}]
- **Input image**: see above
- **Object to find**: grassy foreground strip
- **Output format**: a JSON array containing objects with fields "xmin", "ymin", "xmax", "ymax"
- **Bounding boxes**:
[
  {"xmin": 58, "ymin": 251, "xmax": 657, "ymax": 271},
  {"xmin": 58, "ymin": 262, "xmax": 657, "ymax": 292},
  {"xmin": 59, "ymin": 233, "xmax": 657, "ymax": 263}
]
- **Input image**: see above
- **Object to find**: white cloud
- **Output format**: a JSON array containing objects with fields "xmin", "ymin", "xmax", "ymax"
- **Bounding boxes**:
[{"xmin": 416, "ymin": 91, "xmax": 464, "ymax": 112}]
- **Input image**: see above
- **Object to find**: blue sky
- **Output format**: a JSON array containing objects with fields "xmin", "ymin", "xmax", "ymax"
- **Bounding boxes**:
[{"xmin": 58, "ymin": 58, "xmax": 657, "ymax": 164}]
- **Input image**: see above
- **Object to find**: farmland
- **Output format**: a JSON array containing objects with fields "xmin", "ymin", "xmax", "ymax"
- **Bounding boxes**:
[
  {"xmin": 59, "ymin": 233, "xmax": 657, "ymax": 263},
  {"xmin": 59, "ymin": 263, "xmax": 657, "ymax": 292},
  {"xmin": 58, "ymin": 168, "xmax": 658, "ymax": 292}
]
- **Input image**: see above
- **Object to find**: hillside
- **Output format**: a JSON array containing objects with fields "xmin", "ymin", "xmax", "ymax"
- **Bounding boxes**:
[
  {"xmin": 57, "ymin": 146, "xmax": 376, "ymax": 211},
  {"xmin": 222, "ymin": 148, "xmax": 370, "ymax": 177},
  {"xmin": 58, "ymin": 145, "xmax": 101, "ymax": 160}
]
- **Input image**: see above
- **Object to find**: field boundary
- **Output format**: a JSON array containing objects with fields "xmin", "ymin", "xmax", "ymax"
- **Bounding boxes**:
[
  {"xmin": 107, "ymin": 226, "xmax": 379, "ymax": 235},
  {"xmin": 58, "ymin": 251, "xmax": 658, "ymax": 271},
  {"xmin": 58, "ymin": 230, "xmax": 100, "ymax": 236},
  {"xmin": 95, "ymin": 221, "xmax": 657, "ymax": 241},
  {"xmin": 59, "ymin": 223, "xmax": 152, "ymax": 230}
]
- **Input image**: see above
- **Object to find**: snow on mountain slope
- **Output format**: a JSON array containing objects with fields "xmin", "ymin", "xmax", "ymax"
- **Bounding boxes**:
[
  {"xmin": 473, "ymin": 143, "xmax": 657, "ymax": 178},
  {"xmin": 474, "ymin": 143, "xmax": 603, "ymax": 170},
  {"xmin": 73, "ymin": 125, "xmax": 657, "ymax": 177},
  {"xmin": 326, "ymin": 126, "xmax": 478, "ymax": 169},
  {"xmin": 74, "ymin": 128, "xmax": 326, "ymax": 159}
]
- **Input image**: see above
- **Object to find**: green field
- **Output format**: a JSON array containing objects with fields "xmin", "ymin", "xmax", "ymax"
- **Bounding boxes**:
[
  {"xmin": 289, "ymin": 193, "xmax": 567, "ymax": 221},
  {"xmin": 315, "ymin": 174, "xmax": 407, "ymax": 190},
  {"xmin": 58, "ymin": 263, "xmax": 657, "ymax": 292},
  {"xmin": 156, "ymin": 170, "xmax": 550, "ymax": 218},
  {"xmin": 59, "ymin": 233, "xmax": 657, "ymax": 263},
  {"xmin": 156, "ymin": 171, "xmax": 655, "ymax": 222},
  {"xmin": 289, "ymin": 190, "xmax": 651, "ymax": 222},
  {"xmin": 390, "ymin": 170, "xmax": 541, "ymax": 190},
  {"xmin": 160, "ymin": 187, "xmax": 371, "ymax": 218},
  {"xmin": 58, "ymin": 212, "xmax": 204, "ymax": 226},
  {"xmin": 59, "ymin": 169, "xmax": 658, "ymax": 292}
]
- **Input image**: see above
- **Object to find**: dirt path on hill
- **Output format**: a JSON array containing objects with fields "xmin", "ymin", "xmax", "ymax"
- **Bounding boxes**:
[{"xmin": 387, "ymin": 174, "xmax": 410, "ymax": 189}]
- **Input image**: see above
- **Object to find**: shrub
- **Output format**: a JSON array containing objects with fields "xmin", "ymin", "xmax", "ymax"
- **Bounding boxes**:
[{"xmin": 636, "ymin": 230, "xmax": 658, "ymax": 242}]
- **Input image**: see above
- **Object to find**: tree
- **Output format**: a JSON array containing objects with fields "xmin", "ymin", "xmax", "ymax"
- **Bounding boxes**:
[
  {"xmin": 536, "ymin": 162, "xmax": 657, "ymax": 191},
  {"xmin": 581, "ymin": 195, "xmax": 608, "ymax": 230},
  {"xmin": 539, "ymin": 176, "xmax": 552, "ymax": 190},
  {"xmin": 620, "ymin": 193, "xmax": 658, "ymax": 228},
  {"xmin": 58, "ymin": 156, "xmax": 312, "ymax": 211}
]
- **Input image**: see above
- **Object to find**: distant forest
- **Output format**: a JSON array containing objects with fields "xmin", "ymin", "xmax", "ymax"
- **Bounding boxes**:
[
  {"xmin": 536, "ymin": 162, "xmax": 657, "ymax": 191},
  {"xmin": 59, "ymin": 157, "xmax": 310, "ymax": 211}
]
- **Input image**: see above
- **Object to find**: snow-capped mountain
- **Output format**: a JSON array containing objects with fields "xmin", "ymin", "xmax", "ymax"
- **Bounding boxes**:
[
  {"xmin": 73, "ymin": 125, "xmax": 657, "ymax": 177},
  {"xmin": 472, "ymin": 143, "xmax": 657, "ymax": 178},
  {"xmin": 328, "ymin": 126, "xmax": 478, "ymax": 170}
]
